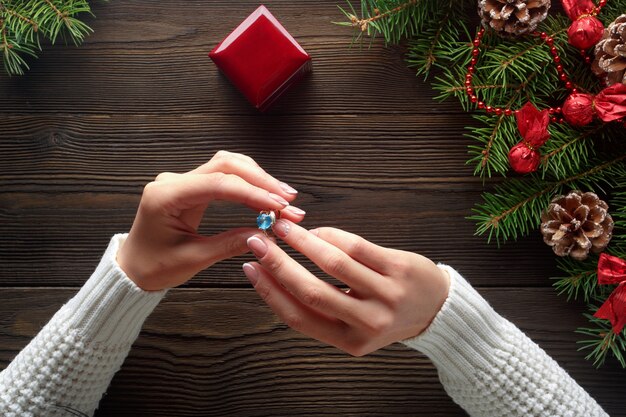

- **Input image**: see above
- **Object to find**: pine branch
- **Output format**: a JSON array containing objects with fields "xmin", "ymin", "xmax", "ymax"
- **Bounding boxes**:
[
  {"xmin": 0, "ymin": 0, "xmax": 96, "ymax": 76},
  {"xmin": 464, "ymin": 114, "xmax": 519, "ymax": 178},
  {"xmin": 337, "ymin": 0, "xmax": 423, "ymax": 44},
  {"xmin": 577, "ymin": 311, "xmax": 626, "ymax": 368},
  {"xmin": 539, "ymin": 124, "xmax": 601, "ymax": 180},
  {"xmin": 406, "ymin": 2, "xmax": 470, "ymax": 77},
  {"xmin": 470, "ymin": 153, "xmax": 626, "ymax": 244}
]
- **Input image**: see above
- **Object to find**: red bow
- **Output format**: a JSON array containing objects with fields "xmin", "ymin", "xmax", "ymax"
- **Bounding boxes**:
[
  {"xmin": 562, "ymin": 84, "xmax": 626, "ymax": 126},
  {"xmin": 561, "ymin": 0, "xmax": 604, "ymax": 50},
  {"xmin": 594, "ymin": 253, "xmax": 626, "ymax": 334},
  {"xmin": 508, "ymin": 102, "xmax": 550, "ymax": 174}
]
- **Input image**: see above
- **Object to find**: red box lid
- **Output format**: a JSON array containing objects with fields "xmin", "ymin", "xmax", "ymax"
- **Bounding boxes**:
[{"xmin": 209, "ymin": 5, "xmax": 311, "ymax": 111}]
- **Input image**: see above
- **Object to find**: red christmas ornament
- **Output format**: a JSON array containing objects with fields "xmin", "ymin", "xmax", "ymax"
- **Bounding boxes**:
[
  {"xmin": 209, "ymin": 5, "xmax": 311, "ymax": 111},
  {"xmin": 561, "ymin": 0, "xmax": 605, "ymax": 50},
  {"xmin": 594, "ymin": 253, "xmax": 626, "ymax": 334},
  {"xmin": 562, "ymin": 83, "xmax": 626, "ymax": 126},
  {"xmin": 568, "ymin": 15, "xmax": 605, "ymax": 50},
  {"xmin": 508, "ymin": 101, "xmax": 551, "ymax": 174},
  {"xmin": 562, "ymin": 93, "xmax": 595, "ymax": 126},
  {"xmin": 509, "ymin": 142, "xmax": 541, "ymax": 174}
]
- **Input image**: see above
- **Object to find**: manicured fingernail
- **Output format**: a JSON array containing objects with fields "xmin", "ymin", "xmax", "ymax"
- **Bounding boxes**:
[
  {"xmin": 309, "ymin": 228, "xmax": 319, "ymax": 236},
  {"xmin": 284, "ymin": 205, "xmax": 306, "ymax": 216},
  {"xmin": 247, "ymin": 236, "xmax": 268, "ymax": 258},
  {"xmin": 279, "ymin": 181, "xmax": 298, "ymax": 195},
  {"xmin": 273, "ymin": 219, "xmax": 290, "ymax": 238},
  {"xmin": 269, "ymin": 193, "xmax": 289, "ymax": 206},
  {"xmin": 242, "ymin": 263, "xmax": 259, "ymax": 285}
]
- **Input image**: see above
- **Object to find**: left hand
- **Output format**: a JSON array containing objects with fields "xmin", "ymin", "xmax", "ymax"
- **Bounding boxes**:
[
  {"xmin": 117, "ymin": 151, "xmax": 305, "ymax": 291},
  {"xmin": 242, "ymin": 219, "xmax": 450, "ymax": 356}
]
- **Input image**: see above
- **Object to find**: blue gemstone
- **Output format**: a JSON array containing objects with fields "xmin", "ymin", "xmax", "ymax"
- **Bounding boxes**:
[{"xmin": 257, "ymin": 213, "xmax": 273, "ymax": 230}]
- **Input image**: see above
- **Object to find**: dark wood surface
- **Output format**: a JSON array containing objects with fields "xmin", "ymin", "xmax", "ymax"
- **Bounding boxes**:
[{"xmin": 0, "ymin": 1, "xmax": 624, "ymax": 416}]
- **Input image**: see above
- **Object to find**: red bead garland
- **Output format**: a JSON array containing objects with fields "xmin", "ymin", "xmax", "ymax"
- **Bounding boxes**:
[{"xmin": 463, "ymin": 27, "xmax": 579, "ymax": 123}]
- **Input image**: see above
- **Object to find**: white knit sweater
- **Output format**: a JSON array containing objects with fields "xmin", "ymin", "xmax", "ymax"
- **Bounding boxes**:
[{"xmin": 0, "ymin": 235, "xmax": 608, "ymax": 416}]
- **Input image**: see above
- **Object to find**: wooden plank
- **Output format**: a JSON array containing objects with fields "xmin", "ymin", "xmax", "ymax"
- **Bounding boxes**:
[
  {"xmin": 0, "ymin": 113, "xmax": 559, "ymax": 287},
  {"xmin": 0, "ymin": 287, "xmax": 624, "ymax": 416},
  {"xmin": 0, "ymin": 0, "xmax": 461, "ymax": 116}
]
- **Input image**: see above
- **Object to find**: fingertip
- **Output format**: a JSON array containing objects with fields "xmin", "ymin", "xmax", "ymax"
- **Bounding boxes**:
[
  {"xmin": 282, "ymin": 205, "xmax": 306, "ymax": 217},
  {"xmin": 269, "ymin": 192, "xmax": 289, "ymax": 207},
  {"xmin": 242, "ymin": 262, "xmax": 259, "ymax": 285},
  {"xmin": 279, "ymin": 181, "xmax": 298, "ymax": 196},
  {"xmin": 247, "ymin": 234, "xmax": 271, "ymax": 258}
]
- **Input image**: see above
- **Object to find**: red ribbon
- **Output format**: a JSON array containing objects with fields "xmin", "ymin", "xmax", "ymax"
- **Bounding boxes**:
[
  {"xmin": 595, "ymin": 83, "xmax": 626, "ymax": 123},
  {"xmin": 561, "ymin": 0, "xmax": 595, "ymax": 21},
  {"xmin": 508, "ymin": 101, "xmax": 550, "ymax": 174},
  {"xmin": 594, "ymin": 253, "xmax": 626, "ymax": 334},
  {"xmin": 562, "ymin": 83, "xmax": 626, "ymax": 126}
]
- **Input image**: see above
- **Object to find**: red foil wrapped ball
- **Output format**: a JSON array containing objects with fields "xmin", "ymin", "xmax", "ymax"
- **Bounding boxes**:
[
  {"xmin": 567, "ymin": 15, "xmax": 604, "ymax": 50},
  {"xmin": 508, "ymin": 142, "xmax": 541, "ymax": 174},
  {"xmin": 562, "ymin": 93, "xmax": 595, "ymax": 126}
]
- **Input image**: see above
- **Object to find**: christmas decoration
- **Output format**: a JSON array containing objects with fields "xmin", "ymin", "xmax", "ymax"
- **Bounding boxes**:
[
  {"xmin": 508, "ymin": 101, "xmax": 551, "ymax": 174},
  {"xmin": 562, "ymin": 0, "xmax": 606, "ymax": 51},
  {"xmin": 594, "ymin": 253, "xmax": 626, "ymax": 333},
  {"xmin": 209, "ymin": 5, "xmax": 311, "ymax": 111},
  {"xmin": 0, "ymin": 0, "xmax": 96, "ymax": 76},
  {"xmin": 562, "ymin": 83, "xmax": 626, "ymax": 126},
  {"xmin": 478, "ymin": 0, "xmax": 551, "ymax": 37},
  {"xmin": 592, "ymin": 14, "xmax": 626, "ymax": 85},
  {"xmin": 340, "ymin": 0, "xmax": 626, "ymax": 366},
  {"xmin": 540, "ymin": 190, "xmax": 614, "ymax": 260}
]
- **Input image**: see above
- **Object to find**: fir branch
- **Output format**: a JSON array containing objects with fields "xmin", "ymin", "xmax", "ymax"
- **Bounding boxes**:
[
  {"xmin": 552, "ymin": 255, "xmax": 602, "ymax": 303},
  {"xmin": 470, "ymin": 153, "xmax": 626, "ymax": 244},
  {"xmin": 405, "ymin": 2, "xmax": 470, "ymax": 77},
  {"xmin": 349, "ymin": 0, "xmax": 418, "ymax": 34},
  {"xmin": 2, "ymin": 6, "xmax": 38, "ymax": 31},
  {"xmin": 464, "ymin": 114, "xmax": 519, "ymax": 178},
  {"xmin": 577, "ymin": 311, "xmax": 626, "ymax": 368},
  {"xmin": 0, "ymin": 0, "xmax": 96, "ymax": 75},
  {"xmin": 337, "ymin": 0, "xmax": 423, "ymax": 44},
  {"xmin": 539, "ymin": 124, "xmax": 601, "ymax": 180}
]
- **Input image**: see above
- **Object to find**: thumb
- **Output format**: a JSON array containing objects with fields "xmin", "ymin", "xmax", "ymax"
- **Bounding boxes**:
[{"xmin": 185, "ymin": 228, "xmax": 258, "ymax": 270}]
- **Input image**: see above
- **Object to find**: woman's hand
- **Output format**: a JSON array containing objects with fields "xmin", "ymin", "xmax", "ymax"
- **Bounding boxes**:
[
  {"xmin": 242, "ymin": 219, "xmax": 450, "ymax": 356},
  {"xmin": 117, "ymin": 151, "xmax": 305, "ymax": 291}
]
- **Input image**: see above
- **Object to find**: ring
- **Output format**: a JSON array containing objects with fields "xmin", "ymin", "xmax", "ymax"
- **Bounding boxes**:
[{"xmin": 257, "ymin": 209, "xmax": 280, "ymax": 236}]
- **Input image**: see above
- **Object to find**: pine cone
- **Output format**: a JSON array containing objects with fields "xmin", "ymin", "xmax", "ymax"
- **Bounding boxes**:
[
  {"xmin": 478, "ymin": 0, "xmax": 551, "ymax": 37},
  {"xmin": 592, "ymin": 14, "xmax": 626, "ymax": 86},
  {"xmin": 541, "ymin": 191, "xmax": 613, "ymax": 260}
]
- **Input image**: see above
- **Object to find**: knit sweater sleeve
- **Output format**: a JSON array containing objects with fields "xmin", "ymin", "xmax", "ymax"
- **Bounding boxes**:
[
  {"xmin": 0, "ymin": 234, "xmax": 166, "ymax": 417},
  {"xmin": 402, "ymin": 265, "xmax": 608, "ymax": 417}
]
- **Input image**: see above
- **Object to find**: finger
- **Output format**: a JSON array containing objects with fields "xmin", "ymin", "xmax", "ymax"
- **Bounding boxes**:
[
  {"xmin": 189, "ymin": 151, "xmax": 298, "ymax": 202},
  {"xmin": 243, "ymin": 262, "xmax": 351, "ymax": 348},
  {"xmin": 277, "ymin": 205, "xmax": 306, "ymax": 223},
  {"xmin": 309, "ymin": 227, "xmax": 396, "ymax": 275},
  {"xmin": 149, "ymin": 173, "xmax": 290, "ymax": 213},
  {"xmin": 181, "ymin": 227, "xmax": 258, "ymax": 269},
  {"xmin": 246, "ymin": 234, "xmax": 364, "ymax": 326},
  {"xmin": 271, "ymin": 220, "xmax": 387, "ymax": 295}
]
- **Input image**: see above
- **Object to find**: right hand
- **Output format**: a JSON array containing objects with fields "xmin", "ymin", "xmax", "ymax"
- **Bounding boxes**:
[
  {"xmin": 117, "ymin": 151, "xmax": 306, "ymax": 291},
  {"xmin": 243, "ymin": 220, "xmax": 450, "ymax": 356}
]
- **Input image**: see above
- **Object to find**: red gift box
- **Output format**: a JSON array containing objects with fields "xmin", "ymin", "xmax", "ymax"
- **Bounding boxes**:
[{"xmin": 209, "ymin": 5, "xmax": 312, "ymax": 111}]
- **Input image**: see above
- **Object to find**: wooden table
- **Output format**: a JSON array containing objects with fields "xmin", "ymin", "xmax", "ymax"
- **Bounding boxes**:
[{"xmin": 1, "ymin": 1, "xmax": 625, "ymax": 416}]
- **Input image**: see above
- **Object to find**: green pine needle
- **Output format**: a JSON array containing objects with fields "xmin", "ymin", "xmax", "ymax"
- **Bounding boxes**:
[
  {"xmin": 0, "ymin": 0, "xmax": 96, "ymax": 76},
  {"xmin": 577, "ymin": 311, "xmax": 626, "ymax": 368}
]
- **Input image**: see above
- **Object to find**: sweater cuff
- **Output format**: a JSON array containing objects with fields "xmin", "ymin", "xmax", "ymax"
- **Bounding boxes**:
[
  {"xmin": 402, "ymin": 265, "xmax": 510, "ymax": 381},
  {"xmin": 60, "ymin": 234, "xmax": 167, "ymax": 344}
]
